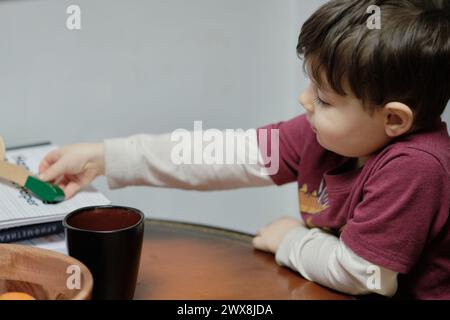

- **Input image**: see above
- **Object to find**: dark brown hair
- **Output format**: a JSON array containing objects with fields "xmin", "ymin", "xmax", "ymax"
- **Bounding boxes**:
[{"xmin": 297, "ymin": 0, "xmax": 450, "ymax": 129}]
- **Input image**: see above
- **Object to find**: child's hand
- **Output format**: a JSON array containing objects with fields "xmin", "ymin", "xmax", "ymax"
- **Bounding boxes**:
[
  {"xmin": 38, "ymin": 143, "xmax": 105, "ymax": 199},
  {"xmin": 252, "ymin": 216, "xmax": 303, "ymax": 254}
]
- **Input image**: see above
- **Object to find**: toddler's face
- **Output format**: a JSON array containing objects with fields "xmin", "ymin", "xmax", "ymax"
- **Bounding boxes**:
[{"xmin": 299, "ymin": 80, "xmax": 391, "ymax": 158}]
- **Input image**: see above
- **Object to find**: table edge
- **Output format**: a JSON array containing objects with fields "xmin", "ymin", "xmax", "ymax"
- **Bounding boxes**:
[{"xmin": 145, "ymin": 219, "xmax": 254, "ymax": 243}]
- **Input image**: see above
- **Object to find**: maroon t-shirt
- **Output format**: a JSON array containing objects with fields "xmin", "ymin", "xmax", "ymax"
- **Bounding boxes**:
[{"xmin": 258, "ymin": 114, "xmax": 450, "ymax": 299}]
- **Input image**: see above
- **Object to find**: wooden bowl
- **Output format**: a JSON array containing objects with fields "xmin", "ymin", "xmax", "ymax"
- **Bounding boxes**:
[{"xmin": 0, "ymin": 244, "xmax": 93, "ymax": 300}]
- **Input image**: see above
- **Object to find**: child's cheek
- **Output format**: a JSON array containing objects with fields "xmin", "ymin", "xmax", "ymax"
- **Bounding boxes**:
[{"xmin": 315, "ymin": 120, "xmax": 348, "ymax": 154}]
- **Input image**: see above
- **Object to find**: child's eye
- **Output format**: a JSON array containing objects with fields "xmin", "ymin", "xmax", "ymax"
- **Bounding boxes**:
[{"xmin": 313, "ymin": 97, "xmax": 332, "ymax": 107}]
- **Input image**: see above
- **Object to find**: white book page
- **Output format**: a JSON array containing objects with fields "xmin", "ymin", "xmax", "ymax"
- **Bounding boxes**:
[
  {"xmin": 16, "ymin": 232, "xmax": 67, "ymax": 255},
  {"xmin": 0, "ymin": 144, "xmax": 110, "ymax": 229}
]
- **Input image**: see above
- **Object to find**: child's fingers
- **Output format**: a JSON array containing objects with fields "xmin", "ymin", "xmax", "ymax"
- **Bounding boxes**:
[
  {"xmin": 252, "ymin": 236, "xmax": 267, "ymax": 251},
  {"xmin": 39, "ymin": 159, "xmax": 66, "ymax": 182},
  {"xmin": 56, "ymin": 176, "xmax": 70, "ymax": 189},
  {"xmin": 38, "ymin": 149, "xmax": 62, "ymax": 175},
  {"xmin": 255, "ymin": 226, "xmax": 266, "ymax": 236},
  {"xmin": 62, "ymin": 181, "xmax": 81, "ymax": 200}
]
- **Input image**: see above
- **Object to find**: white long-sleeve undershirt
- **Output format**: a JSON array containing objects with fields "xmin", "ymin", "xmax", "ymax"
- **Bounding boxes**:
[{"xmin": 104, "ymin": 130, "xmax": 398, "ymax": 297}]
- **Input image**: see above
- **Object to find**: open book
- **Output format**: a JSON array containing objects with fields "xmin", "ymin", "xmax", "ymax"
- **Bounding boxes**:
[{"xmin": 0, "ymin": 142, "xmax": 110, "ymax": 232}]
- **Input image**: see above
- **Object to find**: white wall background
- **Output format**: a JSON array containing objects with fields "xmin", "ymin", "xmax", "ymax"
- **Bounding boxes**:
[{"xmin": 0, "ymin": 0, "xmax": 448, "ymax": 233}]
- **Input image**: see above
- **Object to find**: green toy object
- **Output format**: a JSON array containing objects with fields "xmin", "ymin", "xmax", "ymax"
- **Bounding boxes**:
[
  {"xmin": 0, "ymin": 137, "xmax": 65, "ymax": 204},
  {"xmin": 23, "ymin": 175, "xmax": 66, "ymax": 203}
]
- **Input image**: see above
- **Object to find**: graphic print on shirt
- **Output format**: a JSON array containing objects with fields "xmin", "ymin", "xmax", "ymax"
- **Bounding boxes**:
[
  {"xmin": 298, "ymin": 178, "xmax": 330, "ymax": 229},
  {"xmin": 298, "ymin": 178, "xmax": 329, "ymax": 213}
]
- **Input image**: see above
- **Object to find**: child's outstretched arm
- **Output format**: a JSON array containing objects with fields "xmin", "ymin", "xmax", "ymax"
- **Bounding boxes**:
[
  {"xmin": 103, "ymin": 130, "xmax": 274, "ymax": 191},
  {"xmin": 39, "ymin": 129, "xmax": 275, "ymax": 199}
]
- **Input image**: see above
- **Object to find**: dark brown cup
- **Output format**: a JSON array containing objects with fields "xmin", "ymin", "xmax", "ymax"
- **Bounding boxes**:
[{"xmin": 63, "ymin": 205, "xmax": 144, "ymax": 300}]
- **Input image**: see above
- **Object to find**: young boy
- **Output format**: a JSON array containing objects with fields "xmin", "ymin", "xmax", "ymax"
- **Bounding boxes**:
[{"xmin": 39, "ymin": 0, "xmax": 449, "ymax": 299}]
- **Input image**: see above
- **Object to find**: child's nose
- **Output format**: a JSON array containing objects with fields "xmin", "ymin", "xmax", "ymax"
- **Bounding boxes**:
[{"xmin": 299, "ymin": 85, "xmax": 316, "ymax": 114}]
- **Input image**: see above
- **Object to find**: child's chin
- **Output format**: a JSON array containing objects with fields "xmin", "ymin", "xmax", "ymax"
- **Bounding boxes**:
[
  {"xmin": 316, "ymin": 137, "xmax": 342, "ymax": 155},
  {"xmin": 317, "ymin": 137, "xmax": 329, "ymax": 150},
  {"xmin": 315, "ymin": 134, "xmax": 326, "ymax": 148}
]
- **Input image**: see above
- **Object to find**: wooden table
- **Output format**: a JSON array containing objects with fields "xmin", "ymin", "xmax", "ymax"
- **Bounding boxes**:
[{"xmin": 134, "ymin": 219, "xmax": 352, "ymax": 300}]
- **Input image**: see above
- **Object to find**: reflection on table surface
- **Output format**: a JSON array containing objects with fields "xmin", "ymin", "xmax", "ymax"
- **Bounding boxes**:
[{"xmin": 134, "ymin": 219, "xmax": 353, "ymax": 300}]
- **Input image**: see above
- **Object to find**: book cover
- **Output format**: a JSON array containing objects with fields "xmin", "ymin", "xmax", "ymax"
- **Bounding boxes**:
[{"xmin": 0, "ymin": 220, "xmax": 64, "ymax": 243}]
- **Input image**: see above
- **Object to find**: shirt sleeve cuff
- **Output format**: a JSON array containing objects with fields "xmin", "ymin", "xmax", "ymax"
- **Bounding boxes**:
[{"xmin": 275, "ymin": 225, "xmax": 311, "ymax": 268}]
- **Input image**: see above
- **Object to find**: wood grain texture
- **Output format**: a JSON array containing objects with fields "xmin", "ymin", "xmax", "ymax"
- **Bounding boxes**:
[
  {"xmin": 134, "ymin": 220, "xmax": 353, "ymax": 300},
  {"xmin": 0, "ymin": 244, "xmax": 93, "ymax": 300},
  {"xmin": 0, "ymin": 161, "xmax": 29, "ymax": 186}
]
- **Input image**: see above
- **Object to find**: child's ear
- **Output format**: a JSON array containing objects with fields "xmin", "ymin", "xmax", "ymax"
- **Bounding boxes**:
[{"xmin": 382, "ymin": 102, "xmax": 414, "ymax": 137}]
